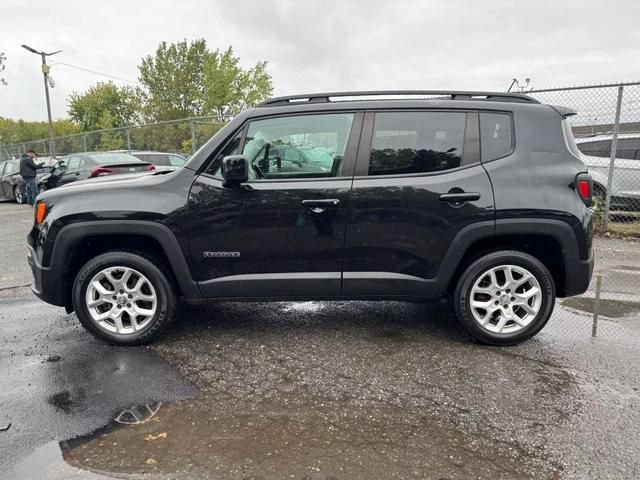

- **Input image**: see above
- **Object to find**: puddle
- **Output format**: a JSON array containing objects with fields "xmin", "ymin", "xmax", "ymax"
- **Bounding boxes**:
[
  {"xmin": 13, "ymin": 394, "xmax": 563, "ymax": 480},
  {"xmin": 562, "ymin": 297, "xmax": 640, "ymax": 318}
]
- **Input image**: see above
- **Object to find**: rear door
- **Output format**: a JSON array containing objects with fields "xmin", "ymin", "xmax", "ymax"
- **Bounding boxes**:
[
  {"xmin": 188, "ymin": 111, "xmax": 362, "ymax": 298},
  {"xmin": 342, "ymin": 110, "xmax": 495, "ymax": 297}
]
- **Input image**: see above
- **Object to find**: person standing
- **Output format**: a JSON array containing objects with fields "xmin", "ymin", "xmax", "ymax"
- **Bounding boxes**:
[{"xmin": 19, "ymin": 150, "xmax": 39, "ymax": 206}]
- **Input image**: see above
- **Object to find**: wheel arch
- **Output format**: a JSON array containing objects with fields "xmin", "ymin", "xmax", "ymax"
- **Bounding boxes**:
[
  {"xmin": 442, "ymin": 218, "xmax": 588, "ymax": 298},
  {"xmin": 49, "ymin": 221, "xmax": 201, "ymax": 312}
]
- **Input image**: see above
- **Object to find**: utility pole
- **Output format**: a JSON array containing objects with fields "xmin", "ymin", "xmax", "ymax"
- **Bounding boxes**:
[{"xmin": 22, "ymin": 44, "xmax": 62, "ymax": 159}]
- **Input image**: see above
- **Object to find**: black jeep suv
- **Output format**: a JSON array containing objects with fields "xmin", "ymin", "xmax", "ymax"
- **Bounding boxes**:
[{"xmin": 27, "ymin": 91, "xmax": 594, "ymax": 346}]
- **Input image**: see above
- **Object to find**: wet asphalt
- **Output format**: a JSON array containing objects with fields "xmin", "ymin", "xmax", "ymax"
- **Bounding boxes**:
[{"xmin": 1, "ymin": 201, "xmax": 639, "ymax": 479}]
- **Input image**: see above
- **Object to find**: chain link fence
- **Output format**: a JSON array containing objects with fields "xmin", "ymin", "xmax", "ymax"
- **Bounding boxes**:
[
  {"xmin": 526, "ymin": 82, "xmax": 640, "ymax": 235},
  {"xmin": 525, "ymin": 82, "xmax": 640, "ymax": 341},
  {"xmin": 0, "ymin": 115, "xmax": 231, "ymax": 162}
]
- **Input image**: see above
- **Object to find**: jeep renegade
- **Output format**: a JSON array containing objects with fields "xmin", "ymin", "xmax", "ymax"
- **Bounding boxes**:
[{"xmin": 27, "ymin": 91, "xmax": 595, "ymax": 346}]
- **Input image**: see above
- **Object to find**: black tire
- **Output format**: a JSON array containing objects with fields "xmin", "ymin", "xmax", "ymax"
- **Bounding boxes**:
[
  {"xmin": 451, "ymin": 250, "xmax": 555, "ymax": 346},
  {"xmin": 72, "ymin": 251, "xmax": 177, "ymax": 345},
  {"xmin": 14, "ymin": 185, "xmax": 24, "ymax": 204}
]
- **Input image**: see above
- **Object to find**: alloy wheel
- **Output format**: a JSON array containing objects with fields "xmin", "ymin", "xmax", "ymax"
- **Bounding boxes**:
[
  {"xmin": 469, "ymin": 264, "xmax": 542, "ymax": 334},
  {"xmin": 85, "ymin": 266, "xmax": 158, "ymax": 335}
]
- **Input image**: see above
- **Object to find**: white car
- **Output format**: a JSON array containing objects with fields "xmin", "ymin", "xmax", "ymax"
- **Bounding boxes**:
[{"xmin": 575, "ymin": 134, "xmax": 640, "ymax": 210}]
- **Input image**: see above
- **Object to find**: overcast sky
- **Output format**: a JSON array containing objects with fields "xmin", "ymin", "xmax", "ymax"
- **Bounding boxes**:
[{"xmin": 0, "ymin": 0, "xmax": 638, "ymax": 121}]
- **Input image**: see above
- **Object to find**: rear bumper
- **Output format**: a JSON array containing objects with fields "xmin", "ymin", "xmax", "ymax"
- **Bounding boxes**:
[
  {"xmin": 562, "ymin": 248, "xmax": 595, "ymax": 297},
  {"xmin": 27, "ymin": 242, "xmax": 65, "ymax": 307}
]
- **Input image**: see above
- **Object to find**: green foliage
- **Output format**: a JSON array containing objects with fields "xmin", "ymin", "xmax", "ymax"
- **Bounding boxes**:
[
  {"xmin": 138, "ymin": 39, "xmax": 210, "ymax": 121},
  {"xmin": 68, "ymin": 81, "xmax": 141, "ymax": 131},
  {"xmin": 203, "ymin": 47, "xmax": 273, "ymax": 116},
  {"xmin": 591, "ymin": 195, "xmax": 607, "ymax": 234},
  {"xmin": 139, "ymin": 39, "xmax": 272, "ymax": 120},
  {"xmin": 0, "ymin": 117, "xmax": 79, "ymax": 145}
]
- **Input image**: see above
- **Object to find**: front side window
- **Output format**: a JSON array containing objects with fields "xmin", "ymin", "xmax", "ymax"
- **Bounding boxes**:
[
  {"xmin": 480, "ymin": 113, "xmax": 513, "ymax": 161},
  {"xmin": 368, "ymin": 112, "xmax": 466, "ymax": 176},
  {"xmin": 244, "ymin": 113, "xmax": 354, "ymax": 179}
]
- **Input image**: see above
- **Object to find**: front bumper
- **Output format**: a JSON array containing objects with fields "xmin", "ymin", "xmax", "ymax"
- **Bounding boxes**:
[
  {"xmin": 562, "ymin": 248, "xmax": 595, "ymax": 297},
  {"xmin": 27, "ymin": 242, "xmax": 65, "ymax": 307}
]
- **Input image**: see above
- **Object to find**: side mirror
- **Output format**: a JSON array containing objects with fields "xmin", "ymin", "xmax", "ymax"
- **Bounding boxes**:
[{"xmin": 221, "ymin": 155, "xmax": 249, "ymax": 187}]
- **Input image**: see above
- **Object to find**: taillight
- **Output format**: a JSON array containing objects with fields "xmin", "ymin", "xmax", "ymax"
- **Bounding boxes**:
[
  {"xmin": 575, "ymin": 173, "xmax": 593, "ymax": 207},
  {"xmin": 143, "ymin": 164, "xmax": 156, "ymax": 171},
  {"xmin": 89, "ymin": 167, "xmax": 119, "ymax": 177}
]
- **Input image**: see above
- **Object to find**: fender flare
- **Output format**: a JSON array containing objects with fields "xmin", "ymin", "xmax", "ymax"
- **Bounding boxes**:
[{"xmin": 50, "ymin": 220, "xmax": 201, "ymax": 299}]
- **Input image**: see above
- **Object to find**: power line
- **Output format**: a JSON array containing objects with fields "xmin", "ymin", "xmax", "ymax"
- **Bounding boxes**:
[{"xmin": 50, "ymin": 62, "xmax": 142, "ymax": 85}]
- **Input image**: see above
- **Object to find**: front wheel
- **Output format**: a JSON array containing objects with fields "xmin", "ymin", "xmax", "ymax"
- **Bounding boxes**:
[
  {"xmin": 72, "ymin": 251, "xmax": 177, "ymax": 345},
  {"xmin": 451, "ymin": 251, "xmax": 555, "ymax": 346}
]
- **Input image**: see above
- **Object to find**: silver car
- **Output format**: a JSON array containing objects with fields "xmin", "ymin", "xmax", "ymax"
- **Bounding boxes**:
[{"xmin": 575, "ymin": 134, "xmax": 640, "ymax": 210}]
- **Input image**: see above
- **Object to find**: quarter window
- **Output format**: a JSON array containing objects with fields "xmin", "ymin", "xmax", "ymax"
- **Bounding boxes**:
[
  {"xmin": 368, "ymin": 112, "xmax": 466, "ymax": 176},
  {"xmin": 480, "ymin": 113, "xmax": 513, "ymax": 161}
]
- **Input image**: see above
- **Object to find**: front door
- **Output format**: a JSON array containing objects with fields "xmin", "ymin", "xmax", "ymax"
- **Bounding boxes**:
[
  {"xmin": 343, "ymin": 110, "xmax": 495, "ymax": 297},
  {"xmin": 188, "ymin": 111, "xmax": 362, "ymax": 298},
  {"xmin": 57, "ymin": 156, "xmax": 83, "ymax": 187}
]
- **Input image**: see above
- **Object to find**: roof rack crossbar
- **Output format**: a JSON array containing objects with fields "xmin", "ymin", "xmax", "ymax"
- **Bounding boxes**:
[{"xmin": 258, "ymin": 90, "xmax": 540, "ymax": 106}]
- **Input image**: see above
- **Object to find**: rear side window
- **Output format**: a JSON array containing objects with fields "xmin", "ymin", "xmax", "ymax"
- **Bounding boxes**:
[
  {"xmin": 480, "ymin": 113, "xmax": 513, "ymax": 161},
  {"xmin": 368, "ymin": 111, "xmax": 466, "ymax": 176}
]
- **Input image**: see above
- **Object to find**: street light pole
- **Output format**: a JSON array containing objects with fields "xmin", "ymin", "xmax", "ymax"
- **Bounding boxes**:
[{"xmin": 22, "ymin": 44, "xmax": 62, "ymax": 159}]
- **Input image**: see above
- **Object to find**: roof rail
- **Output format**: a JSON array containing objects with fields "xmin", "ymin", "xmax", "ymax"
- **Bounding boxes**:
[{"xmin": 257, "ymin": 90, "xmax": 540, "ymax": 107}]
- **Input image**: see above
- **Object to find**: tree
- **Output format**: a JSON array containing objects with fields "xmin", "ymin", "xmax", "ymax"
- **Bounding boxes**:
[
  {"xmin": 0, "ymin": 51, "xmax": 6, "ymax": 86},
  {"xmin": 138, "ymin": 39, "xmax": 273, "ymax": 121},
  {"xmin": 68, "ymin": 81, "xmax": 141, "ymax": 131},
  {"xmin": 138, "ymin": 39, "xmax": 210, "ymax": 121},
  {"xmin": 0, "ymin": 117, "xmax": 79, "ymax": 145},
  {"xmin": 203, "ymin": 47, "xmax": 272, "ymax": 116}
]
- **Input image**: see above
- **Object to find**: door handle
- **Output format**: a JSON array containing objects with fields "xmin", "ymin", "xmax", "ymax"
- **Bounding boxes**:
[
  {"xmin": 301, "ymin": 198, "xmax": 341, "ymax": 213},
  {"xmin": 438, "ymin": 192, "xmax": 481, "ymax": 202}
]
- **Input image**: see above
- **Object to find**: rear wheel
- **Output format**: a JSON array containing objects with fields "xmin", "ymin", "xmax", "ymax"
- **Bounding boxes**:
[
  {"xmin": 72, "ymin": 251, "xmax": 177, "ymax": 345},
  {"xmin": 13, "ymin": 186, "xmax": 24, "ymax": 204},
  {"xmin": 451, "ymin": 251, "xmax": 555, "ymax": 345}
]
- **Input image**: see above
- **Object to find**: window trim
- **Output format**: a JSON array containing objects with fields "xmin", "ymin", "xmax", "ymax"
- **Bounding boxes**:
[
  {"xmin": 478, "ymin": 110, "xmax": 516, "ymax": 163},
  {"xmin": 199, "ymin": 110, "xmax": 364, "ymax": 182},
  {"xmin": 354, "ymin": 108, "xmax": 478, "ymax": 179}
]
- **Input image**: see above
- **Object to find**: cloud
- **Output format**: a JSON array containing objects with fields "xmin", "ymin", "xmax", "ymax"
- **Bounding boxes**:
[{"xmin": 0, "ymin": 0, "xmax": 638, "ymax": 121}]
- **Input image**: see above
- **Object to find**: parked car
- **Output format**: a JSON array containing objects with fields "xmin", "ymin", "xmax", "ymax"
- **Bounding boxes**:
[
  {"xmin": 575, "ymin": 133, "xmax": 640, "ymax": 210},
  {"xmin": 129, "ymin": 151, "xmax": 187, "ymax": 172},
  {"xmin": 0, "ymin": 158, "xmax": 50, "ymax": 203},
  {"xmin": 28, "ymin": 90, "xmax": 594, "ymax": 347},
  {"xmin": 37, "ymin": 152, "xmax": 154, "ymax": 192}
]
